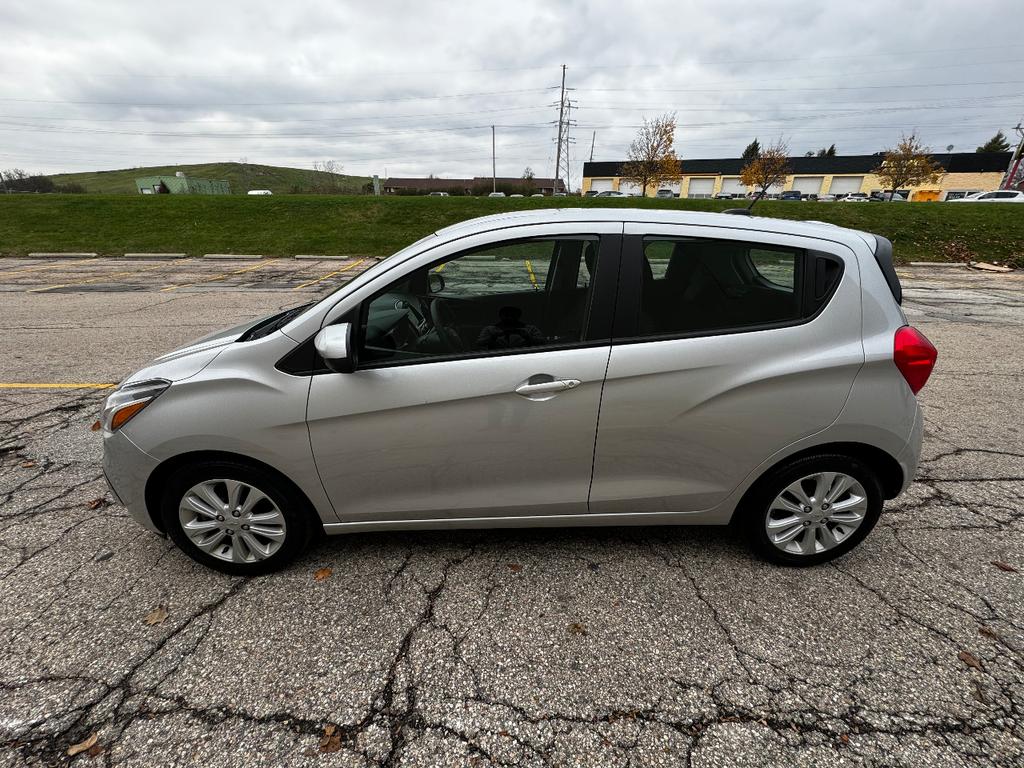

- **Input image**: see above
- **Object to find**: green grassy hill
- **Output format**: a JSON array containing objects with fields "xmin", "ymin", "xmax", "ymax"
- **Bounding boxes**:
[
  {"xmin": 48, "ymin": 162, "xmax": 368, "ymax": 195},
  {"xmin": 0, "ymin": 195, "xmax": 1021, "ymax": 264}
]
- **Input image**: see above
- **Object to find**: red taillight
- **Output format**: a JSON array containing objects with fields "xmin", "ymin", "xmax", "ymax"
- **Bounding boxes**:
[{"xmin": 894, "ymin": 326, "xmax": 937, "ymax": 394}]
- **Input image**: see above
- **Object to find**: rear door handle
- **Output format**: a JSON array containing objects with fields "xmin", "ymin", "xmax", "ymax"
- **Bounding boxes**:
[{"xmin": 515, "ymin": 378, "xmax": 581, "ymax": 396}]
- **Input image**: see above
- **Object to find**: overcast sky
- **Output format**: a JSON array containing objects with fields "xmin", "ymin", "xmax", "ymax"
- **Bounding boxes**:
[{"xmin": 1, "ymin": 0, "xmax": 1020, "ymax": 185}]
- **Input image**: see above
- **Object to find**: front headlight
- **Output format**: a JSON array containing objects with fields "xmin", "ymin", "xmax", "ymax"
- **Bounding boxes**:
[{"xmin": 100, "ymin": 379, "xmax": 170, "ymax": 433}]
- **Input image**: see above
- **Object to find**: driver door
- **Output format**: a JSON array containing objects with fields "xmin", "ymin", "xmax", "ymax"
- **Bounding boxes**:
[{"xmin": 306, "ymin": 229, "xmax": 621, "ymax": 525}]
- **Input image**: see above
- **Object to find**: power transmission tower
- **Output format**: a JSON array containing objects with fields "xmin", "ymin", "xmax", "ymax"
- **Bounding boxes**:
[
  {"xmin": 553, "ymin": 65, "xmax": 566, "ymax": 186},
  {"xmin": 559, "ymin": 99, "xmax": 577, "ymax": 192},
  {"xmin": 492, "ymin": 125, "xmax": 496, "ymax": 193}
]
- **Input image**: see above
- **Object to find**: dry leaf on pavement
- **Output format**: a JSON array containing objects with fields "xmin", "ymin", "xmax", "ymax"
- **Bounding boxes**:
[
  {"xmin": 314, "ymin": 567, "xmax": 333, "ymax": 581},
  {"xmin": 991, "ymin": 561, "xmax": 1019, "ymax": 573},
  {"xmin": 87, "ymin": 498, "xmax": 108, "ymax": 510},
  {"xmin": 20, "ymin": 461, "xmax": 36, "ymax": 468},
  {"xmin": 67, "ymin": 732, "xmax": 98, "ymax": 757},
  {"xmin": 319, "ymin": 724, "xmax": 342, "ymax": 753},
  {"xmin": 144, "ymin": 605, "xmax": 169, "ymax": 626},
  {"xmin": 508, "ymin": 563, "xmax": 523, "ymax": 572},
  {"xmin": 567, "ymin": 622, "xmax": 587, "ymax": 636},
  {"xmin": 959, "ymin": 650, "xmax": 983, "ymax": 671}
]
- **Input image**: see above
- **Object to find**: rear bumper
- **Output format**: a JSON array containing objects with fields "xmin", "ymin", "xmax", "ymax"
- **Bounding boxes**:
[
  {"xmin": 895, "ymin": 402, "xmax": 924, "ymax": 495},
  {"xmin": 102, "ymin": 429, "xmax": 162, "ymax": 534}
]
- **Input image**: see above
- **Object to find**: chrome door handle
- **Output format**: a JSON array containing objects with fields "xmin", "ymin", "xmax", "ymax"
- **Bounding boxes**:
[{"xmin": 515, "ymin": 378, "xmax": 581, "ymax": 396}]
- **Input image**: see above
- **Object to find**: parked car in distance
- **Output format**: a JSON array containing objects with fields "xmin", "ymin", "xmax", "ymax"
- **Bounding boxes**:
[
  {"xmin": 948, "ymin": 190, "xmax": 1024, "ymax": 203},
  {"xmin": 817, "ymin": 194, "xmax": 836, "ymax": 202},
  {"xmin": 103, "ymin": 208, "xmax": 935, "ymax": 574},
  {"xmin": 427, "ymin": 191, "xmax": 450, "ymax": 197},
  {"xmin": 713, "ymin": 192, "xmax": 737, "ymax": 200},
  {"xmin": 780, "ymin": 191, "xmax": 803, "ymax": 201},
  {"xmin": 655, "ymin": 189, "xmax": 676, "ymax": 199},
  {"xmin": 840, "ymin": 193, "xmax": 870, "ymax": 203},
  {"xmin": 487, "ymin": 191, "xmax": 506, "ymax": 198},
  {"xmin": 247, "ymin": 189, "xmax": 273, "ymax": 196},
  {"xmin": 870, "ymin": 192, "xmax": 907, "ymax": 202},
  {"xmin": 531, "ymin": 193, "xmax": 544, "ymax": 198},
  {"xmin": 595, "ymin": 190, "xmax": 628, "ymax": 197}
]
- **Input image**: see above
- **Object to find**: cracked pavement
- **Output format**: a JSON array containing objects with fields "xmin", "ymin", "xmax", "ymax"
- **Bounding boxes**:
[{"xmin": 0, "ymin": 259, "xmax": 1022, "ymax": 767}]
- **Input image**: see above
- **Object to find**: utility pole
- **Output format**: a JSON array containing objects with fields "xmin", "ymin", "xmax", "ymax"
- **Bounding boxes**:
[
  {"xmin": 589, "ymin": 131, "xmax": 596, "ymax": 162},
  {"xmin": 562, "ymin": 99, "xmax": 576, "ymax": 193},
  {"xmin": 492, "ymin": 125, "xmax": 496, "ymax": 193},
  {"xmin": 554, "ymin": 64, "xmax": 566, "ymax": 185},
  {"xmin": 1002, "ymin": 120, "xmax": 1024, "ymax": 190}
]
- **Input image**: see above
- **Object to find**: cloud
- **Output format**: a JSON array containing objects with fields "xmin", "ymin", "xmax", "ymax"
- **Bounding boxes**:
[{"xmin": 0, "ymin": 0, "xmax": 1017, "ymax": 183}]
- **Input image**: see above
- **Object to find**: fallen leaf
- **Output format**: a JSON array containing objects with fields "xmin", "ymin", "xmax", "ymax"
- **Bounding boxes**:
[
  {"xmin": 979, "ymin": 626, "xmax": 1002, "ymax": 642},
  {"xmin": 991, "ymin": 561, "xmax": 1019, "ymax": 573},
  {"xmin": 971, "ymin": 680, "xmax": 988, "ymax": 704},
  {"xmin": 319, "ymin": 724, "xmax": 342, "ymax": 753},
  {"xmin": 840, "ymin": 733, "xmax": 850, "ymax": 744},
  {"xmin": 20, "ymin": 461, "xmax": 35, "ymax": 469},
  {"xmin": 67, "ymin": 732, "xmax": 98, "ymax": 757},
  {"xmin": 90, "ymin": 420, "xmax": 101, "ymax": 432},
  {"xmin": 959, "ymin": 650, "xmax": 983, "ymax": 671},
  {"xmin": 567, "ymin": 622, "xmax": 587, "ymax": 636},
  {"xmin": 144, "ymin": 605, "xmax": 168, "ymax": 626},
  {"xmin": 507, "ymin": 563, "xmax": 523, "ymax": 572},
  {"xmin": 314, "ymin": 567, "xmax": 333, "ymax": 581},
  {"xmin": 86, "ymin": 498, "xmax": 108, "ymax": 511}
]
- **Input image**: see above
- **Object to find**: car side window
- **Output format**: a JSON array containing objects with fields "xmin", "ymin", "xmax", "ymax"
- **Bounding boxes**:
[
  {"xmin": 638, "ymin": 238, "xmax": 803, "ymax": 336},
  {"xmin": 358, "ymin": 237, "xmax": 598, "ymax": 367}
]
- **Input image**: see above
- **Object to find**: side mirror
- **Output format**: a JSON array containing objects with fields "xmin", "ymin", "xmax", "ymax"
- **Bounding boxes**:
[
  {"xmin": 314, "ymin": 323, "xmax": 355, "ymax": 374},
  {"xmin": 428, "ymin": 271, "xmax": 446, "ymax": 293}
]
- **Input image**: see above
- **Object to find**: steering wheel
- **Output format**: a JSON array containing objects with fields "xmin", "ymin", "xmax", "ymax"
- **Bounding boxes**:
[{"xmin": 429, "ymin": 297, "xmax": 464, "ymax": 352}]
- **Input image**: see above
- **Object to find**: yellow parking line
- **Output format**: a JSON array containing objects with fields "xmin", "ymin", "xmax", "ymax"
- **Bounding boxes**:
[
  {"xmin": 160, "ymin": 258, "xmax": 277, "ymax": 292},
  {"xmin": 0, "ymin": 382, "xmax": 115, "ymax": 390},
  {"xmin": 0, "ymin": 257, "xmax": 100, "ymax": 278},
  {"xmin": 293, "ymin": 258, "xmax": 367, "ymax": 291},
  {"xmin": 524, "ymin": 259, "xmax": 539, "ymax": 290},
  {"xmin": 26, "ymin": 259, "xmax": 187, "ymax": 294}
]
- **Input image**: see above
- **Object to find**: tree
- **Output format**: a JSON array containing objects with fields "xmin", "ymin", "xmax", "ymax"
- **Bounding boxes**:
[
  {"xmin": 740, "ymin": 139, "xmax": 791, "ymax": 209},
  {"xmin": 741, "ymin": 139, "xmax": 761, "ymax": 161},
  {"xmin": 873, "ymin": 133, "xmax": 943, "ymax": 201},
  {"xmin": 977, "ymin": 130, "xmax": 1011, "ymax": 153},
  {"xmin": 522, "ymin": 167, "xmax": 535, "ymax": 180},
  {"xmin": 816, "ymin": 144, "xmax": 837, "ymax": 157},
  {"xmin": 619, "ymin": 113, "xmax": 680, "ymax": 196}
]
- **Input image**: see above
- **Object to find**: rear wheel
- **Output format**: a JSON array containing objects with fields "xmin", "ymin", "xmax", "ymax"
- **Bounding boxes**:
[
  {"xmin": 160, "ymin": 460, "xmax": 315, "ymax": 575},
  {"xmin": 742, "ymin": 454, "xmax": 883, "ymax": 566}
]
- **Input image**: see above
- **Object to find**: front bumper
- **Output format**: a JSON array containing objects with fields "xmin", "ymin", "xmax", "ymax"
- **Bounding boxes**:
[{"xmin": 103, "ymin": 428, "xmax": 163, "ymax": 534}]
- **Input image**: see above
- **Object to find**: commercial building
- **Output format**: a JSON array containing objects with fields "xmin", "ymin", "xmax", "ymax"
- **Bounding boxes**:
[
  {"xmin": 381, "ymin": 176, "xmax": 566, "ymax": 196},
  {"xmin": 582, "ymin": 152, "xmax": 1012, "ymax": 201},
  {"xmin": 136, "ymin": 172, "xmax": 231, "ymax": 195}
]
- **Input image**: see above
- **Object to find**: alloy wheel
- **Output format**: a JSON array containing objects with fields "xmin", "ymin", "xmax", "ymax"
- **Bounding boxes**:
[
  {"xmin": 764, "ymin": 472, "xmax": 868, "ymax": 556},
  {"xmin": 178, "ymin": 479, "xmax": 287, "ymax": 564}
]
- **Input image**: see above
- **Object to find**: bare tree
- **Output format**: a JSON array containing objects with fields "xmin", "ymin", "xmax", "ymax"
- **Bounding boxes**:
[
  {"xmin": 620, "ymin": 113, "xmax": 680, "ymax": 196},
  {"xmin": 873, "ymin": 133, "xmax": 943, "ymax": 201},
  {"xmin": 311, "ymin": 160, "xmax": 344, "ymax": 194},
  {"xmin": 740, "ymin": 139, "xmax": 791, "ymax": 209},
  {"xmin": 522, "ymin": 166, "xmax": 535, "ymax": 180}
]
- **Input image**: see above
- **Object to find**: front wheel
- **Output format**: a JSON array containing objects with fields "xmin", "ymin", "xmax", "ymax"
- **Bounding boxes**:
[
  {"xmin": 160, "ymin": 460, "xmax": 315, "ymax": 575},
  {"xmin": 741, "ymin": 454, "xmax": 883, "ymax": 566}
]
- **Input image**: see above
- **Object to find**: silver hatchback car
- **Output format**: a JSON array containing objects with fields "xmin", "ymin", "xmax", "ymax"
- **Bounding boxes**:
[{"xmin": 102, "ymin": 209, "xmax": 936, "ymax": 574}]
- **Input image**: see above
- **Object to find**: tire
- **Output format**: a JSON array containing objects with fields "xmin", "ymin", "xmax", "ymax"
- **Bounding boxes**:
[
  {"xmin": 160, "ymin": 460, "xmax": 315, "ymax": 575},
  {"xmin": 740, "ymin": 454, "xmax": 883, "ymax": 567}
]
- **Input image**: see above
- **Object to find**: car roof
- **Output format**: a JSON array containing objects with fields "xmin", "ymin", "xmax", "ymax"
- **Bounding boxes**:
[{"xmin": 434, "ymin": 207, "xmax": 873, "ymax": 250}]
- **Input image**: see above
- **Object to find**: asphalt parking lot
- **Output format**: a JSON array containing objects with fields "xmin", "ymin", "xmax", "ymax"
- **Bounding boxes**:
[{"xmin": 1, "ymin": 257, "xmax": 1022, "ymax": 767}]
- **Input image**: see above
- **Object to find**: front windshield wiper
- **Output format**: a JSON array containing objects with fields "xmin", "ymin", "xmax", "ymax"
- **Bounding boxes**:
[{"xmin": 240, "ymin": 302, "xmax": 313, "ymax": 341}]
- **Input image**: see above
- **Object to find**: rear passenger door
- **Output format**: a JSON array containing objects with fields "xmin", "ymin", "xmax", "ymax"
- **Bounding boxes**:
[{"xmin": 589, "ymin": 224, "xmax": 864, "ymax": 517}]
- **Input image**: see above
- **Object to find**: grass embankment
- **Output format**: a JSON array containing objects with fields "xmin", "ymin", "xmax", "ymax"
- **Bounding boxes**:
[
  {"xmin": 0, "ymin": 195, "xmax": 1021, "ymax": 264},
  {"xmin": 48, "ymin": 162, "xmax": 367, "ymax": 195}
]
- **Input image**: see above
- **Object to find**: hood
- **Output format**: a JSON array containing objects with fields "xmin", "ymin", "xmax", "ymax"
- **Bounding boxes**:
[{"xmin": 122, "ymin": 313, "xmax": 273, "ymax": 385}]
